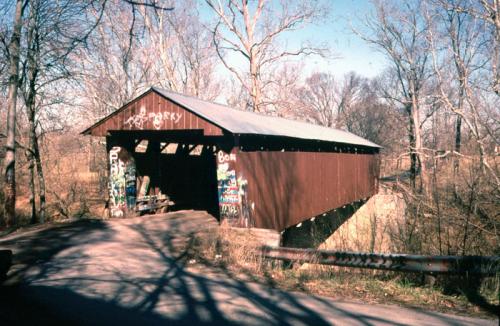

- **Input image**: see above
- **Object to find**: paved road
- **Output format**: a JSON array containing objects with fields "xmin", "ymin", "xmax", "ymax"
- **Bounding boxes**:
[{"xmin": 0, "ymin": 212, "xmax": 496, "ymax": 325}]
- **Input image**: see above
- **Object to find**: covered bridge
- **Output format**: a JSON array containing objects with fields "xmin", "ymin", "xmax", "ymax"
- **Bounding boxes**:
[{"xmin": 83, "ymin": 87, "xmax": 380, "ymax": 231}]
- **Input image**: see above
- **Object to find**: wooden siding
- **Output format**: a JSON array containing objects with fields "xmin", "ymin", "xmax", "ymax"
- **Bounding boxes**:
[
  {"xmin": 234, "ymin": 151, "xmax": 380, "ymax": 231},
  {"xmin": 88, "ymin": 91, "xmax": 224, "ymax": 136}
]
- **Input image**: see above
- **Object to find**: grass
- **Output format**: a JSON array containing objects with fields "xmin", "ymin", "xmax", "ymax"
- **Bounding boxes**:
[{"xmin": 190, "ymin": 224, "xmax": 499, "ymax": 320}]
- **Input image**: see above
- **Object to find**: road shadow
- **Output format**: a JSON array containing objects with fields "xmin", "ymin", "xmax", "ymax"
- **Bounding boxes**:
[
  {"xmin": 0, "ymin": 219, "xmax": 113, "ymax": 284},
  {"xmin": 0, "ymin": 215, "xmax": 493, "ymax": 325}
]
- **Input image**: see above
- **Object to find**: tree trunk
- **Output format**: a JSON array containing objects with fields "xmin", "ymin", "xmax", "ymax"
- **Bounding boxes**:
[
  {"xmin": 34, "ymin": 142, "xmax": 46, "ymax": 223},
  {"xmin": 2, "ymin": 0, "xmax": 24, "ymax": 228},
  {"xmin": 249, "ymin": 52, "xmax": 262, "ymax": 112},
  {"xmin": 453, "ymin": 114, "xmax": 462, "ymax": 195},
  {"xmin": 492, "ymin": 2, "xmax": 500, "ymax": 95},
  {"xmin": 26, "ymin": 104, "xmax": 38, "ymax": 224},
  {"xmin": 25, "ymin": 0, "xmax": 46, "ymax": 224},
  {"xmin": 26, "ymin": 147, "xmax": 36, "ymax": 224},
  {"xmin": 407, "ymin": 105, "xmax": 417, "ymax": 189},
  {"xmin": 410, "ymin": 90, "xmax": 428, "ymax": 195},
  {"xmin": 26, "ymin": 113, "xmax": 46, "ymax": 224}
]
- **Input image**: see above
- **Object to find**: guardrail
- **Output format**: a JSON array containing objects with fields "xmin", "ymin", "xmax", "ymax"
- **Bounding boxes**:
[{"xmin": 261, "ymin": 246, "xmax": 500, "ymax": 275}]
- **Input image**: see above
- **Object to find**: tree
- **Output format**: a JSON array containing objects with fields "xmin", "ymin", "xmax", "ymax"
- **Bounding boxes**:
[
  {"xmin": 2, "ymin": 0, "xmax": 24, "ymax": 228},
  {"xmin": 356, "ymin": 0, "xmax": 432, "ymax": 194},
  {"xmin": 205, "ymin": 0, "xmax": 327, "ymax": 112},
  {"xmin": 1, "ymin": 0, "xmax": 170, "ymax": 226},
  {"xmin": 450, "ymin": 0, "xmax": 500, "ymax": 96},
  {"xmin": 340, "ymin": 74, "xmax": 405, "ymax": 150},
  {"xmin": 426, "ymin": 0, "xmax": 500, "ymax": 254},
  {"xmin": 296, "ymin": 71, "xmax": 405, "ymax": 150},
  {"xmin": 296, "ymin": 72, "xmax": 339, "ymax": 127},
  {"xmin": 142, "ymin": 0, "xmax": 221, "ymax": 99},
  {"xmin": 426, "ymin": 0, "xmax": 495, "ymax": 195},
  {"xmin": 430, "ymin": 0, "xmax": 500, "ymax": 188},
  {"xmin": 18, "ymin": 0, "xmax": 109, "ymax": 224}
]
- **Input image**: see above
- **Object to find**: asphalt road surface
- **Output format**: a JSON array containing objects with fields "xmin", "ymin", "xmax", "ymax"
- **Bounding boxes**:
[{"xmin": 0, "ymin": 212, "xmax": 496, "ymax": 325}]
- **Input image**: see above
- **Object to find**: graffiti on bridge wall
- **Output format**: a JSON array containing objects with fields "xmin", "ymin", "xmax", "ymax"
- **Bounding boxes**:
[
  {"xmin": 217, "ymin": 160, "xmax": 240, "ymax": 219},
  {"xmin": 109, "ymin": 147, "xmax": 136, "ymax": 217},
  {"xmin": 217, "ymin": 150, "xmax": 236, "ymax": 164},
  {"xmin": 125, "ymin": 106, "xmax": 183, "ymax": 130},
  {"xmin": 216, "ymin": 150, "xmax": 251, "ymax": 226}
]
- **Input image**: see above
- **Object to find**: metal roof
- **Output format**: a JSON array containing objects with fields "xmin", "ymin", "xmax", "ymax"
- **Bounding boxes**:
[{"xmin": 152, "ymin": 87, "xmax": 381, "ymax": 148}]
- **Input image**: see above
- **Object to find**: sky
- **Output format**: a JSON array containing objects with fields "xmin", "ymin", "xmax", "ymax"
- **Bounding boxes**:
[
  {"xmin": 303, "ymin": 0, "xmax": 387, "ymax": 78},
  {"xmin": 198, "ymin": 0, "xmax": 388, "ymax": 80}
]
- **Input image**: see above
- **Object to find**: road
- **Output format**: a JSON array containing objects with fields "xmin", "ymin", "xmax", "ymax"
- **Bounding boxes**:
[{"xmin": 0, "ymin": 212, "xmax": 496, "ymax": 325}]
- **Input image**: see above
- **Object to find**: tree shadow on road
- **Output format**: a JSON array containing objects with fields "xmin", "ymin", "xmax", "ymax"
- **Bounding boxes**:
[{"xmin": 0, "ymin": 215, "xmax": 492, "ymax": 325}]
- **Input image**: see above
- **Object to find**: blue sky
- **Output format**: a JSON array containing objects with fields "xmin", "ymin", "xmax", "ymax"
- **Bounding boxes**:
[{"xmin": 304, "ymin": 0, "xmax": 387, "ymax": 78}]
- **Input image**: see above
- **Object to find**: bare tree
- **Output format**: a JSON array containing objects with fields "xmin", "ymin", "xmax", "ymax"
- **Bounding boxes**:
[
  {"xmin": 205, "ymin": 0, "xmax": 327, "ymax": 112},
  {"xmin": 426, "ymin": 0, "xmax": 496, "ymax": 195},
  {"xmin": 296, "ymin": 72, "xmax": 339, "ymax": 127},
  {"xmin": 2, "ymin": 0, "xmax": 24, "ymax": 227},
  {"xmin": 336, "ymin": 72, "xmax": 365, "ymax": 129},
  {"xmin": 78, "ymin": 2, "xmax": 150, "ymax": 122},
  {"xmin": 297, "ymin": 71, "xmax": 405, "ymax": 149},
  {"xmin": 426, "ymin": 0, "xmax": 499, "ymax": 254},
  {"xmin": 0, "ymin": 0, "xmax": 170, "ymax": 226},
  {"xmin": 18, "ymin": 0, "xmax": 110, "ymax": 224},
  {"xmin": 342, "ymin": 75, "xmax": 405, "ymax": 149},
  {"xmin": 448, "ymin": 0, "xmax": 500, "ymax": 96},
  {"xmin": 265, "ymin": 61, "xmax": 303, "ymax": 117},
  {"xmin": 431, "ymin": 0, "xmax": 500, "ymax": 186},
  {"xmin": 142, "ymin": 0, "xmax": 221, "ymax": 99},
  {"xmin": 356, "ymin": 0, "xmax": 432, "ymax": 194}
]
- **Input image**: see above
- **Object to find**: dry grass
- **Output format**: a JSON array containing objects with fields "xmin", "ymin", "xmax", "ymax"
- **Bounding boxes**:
[
  {"xmin": 189, "ymin": 223, "xmax": 265, "ymax": 276},
  {"xmin": 272, "ymin": 269, "xmax": 498, "ymax": 319},
  {"xmin": 190, "ymin": 225, "xmax": 499, "ymax": 320}
]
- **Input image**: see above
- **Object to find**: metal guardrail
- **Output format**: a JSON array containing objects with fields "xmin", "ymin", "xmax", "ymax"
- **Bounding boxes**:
[{"xmin": 261, "ymin": 246, "xmax": 500, "ymax": 275}]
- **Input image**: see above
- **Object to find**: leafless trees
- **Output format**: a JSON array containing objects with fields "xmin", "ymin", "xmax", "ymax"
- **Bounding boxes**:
[
  {"xmin": 424, "ymin": 0, "xmax": 499, "ymax": 254},
  {"xmin": 79, "ymin": 0, "xmax": 221, "ymax": 126},
  {"xmin": 18, "ymin": 0, "xmax": 109, "ymax": 224},
  {"xmin": 296, "ymin": 72, "xmax": 338, "ymax": 127},
  {"xmin": 348, "ymin": 0, "xmax": 499, "ymax": 255},
  {"xmin": 296, "ymin": 71, "xmax": 405, "ymax": 150},
  {"xmin": 205, "ymin": 0, "xmax": 327, "ymax": 112},
  {"xmin": 357, "ymin": 0, "xmax": 432, "ymax": 194},
  {"xmin": 0, "ymin": 0, "xmax": 173, "ymax": 226},
  {"xmin": 143, "ymin": 0, "xmax": 221, "ymax": 99},
  {"xmin": 455, "ymin": 0, "xmax": 500, "ymax": 96},
  {"xmin": 0, "ymin": 0, "xmax": 497, "ymax": 257},
  {"xmin": 428, "ymin": 0, "xmax": 500, "ymax": 186},
  {"xmin": 2, "ymin": 0, "xmax": 23, "ymax": 227}
]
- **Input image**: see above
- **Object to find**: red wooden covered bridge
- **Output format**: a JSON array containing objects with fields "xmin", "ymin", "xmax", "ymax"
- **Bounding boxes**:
[{"xmin": 83, "ymin": 87, "xmax": 380, "ymax": 231}]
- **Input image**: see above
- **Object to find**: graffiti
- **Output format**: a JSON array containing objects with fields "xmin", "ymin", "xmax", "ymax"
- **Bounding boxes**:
[
  {"xmin": 125, "ymin": 108, "xmax": 147, "ymax": 129},
  {"xmin": 215, "ymin": 152, "xmax": 252, "ymax": 226},
  {"xmin": 217, "ymin": 150, "xmax": 236, "ymax": 164},
  {"xmin": 217, "ymin": 163, "xmax": 236, "ymax": 182},
  {"xmin": 217, "ymin": 155, "xmax": 240, "ymax": 220},
  {"xmin": 220, "ymin": 203, "xmax": 239, "ymax": 218},
  {"xmin": 109, "ymin": 147, "xmax": 125, "ymax": 217},
  {"xmin": 125, "ymin": 162, "xmax": 136, "ymax": 209},
  {"xmin": 238, "ymin": 177, "xmax": 251, "ymax": 227},
  {"xmin": 124, "ymin": 106, "xmax": 182, "ymax": 130},
  {"xmin": 216, "ymin": 150, "xmax": 252, "ymax": 225},
  {"xmin": 109, "ymin": 147, "xmax": 136, "ymax": 217}
]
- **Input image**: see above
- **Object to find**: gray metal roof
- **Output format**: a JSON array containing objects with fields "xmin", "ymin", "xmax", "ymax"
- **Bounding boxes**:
[{"xmin": 153, "ymin": 87, "xmax": 381, "ymax": 149}]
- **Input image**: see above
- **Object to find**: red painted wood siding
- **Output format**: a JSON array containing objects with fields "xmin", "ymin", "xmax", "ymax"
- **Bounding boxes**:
[
  {"xmin": 89, "ymin": 91, "xmax": 224, "ymax": 136},
  {"xmin": 234, "ymin": 151, "xmax": 380, "ymax": 231}
]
